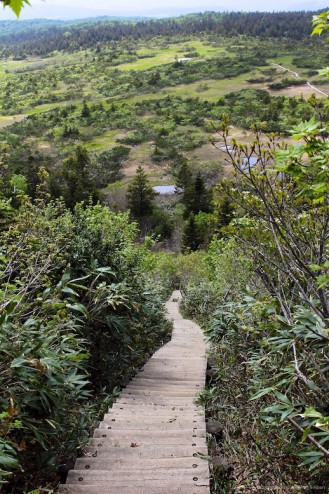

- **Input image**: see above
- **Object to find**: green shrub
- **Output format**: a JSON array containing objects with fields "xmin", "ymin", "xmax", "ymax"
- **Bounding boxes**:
[
  {"xmin": 0, "ymin": 195, "xmax": 169, "ymax": 490},
  {"xmin": 142, "ymin": 250, "xmax": 178, "ymax": 299},
  {"xmin": 176, "ymin": 250, "xmax": 210, "ymax": 289},
  {"xmin": 180, "ymin": 281, "xmax": 218, "ymax": 322}
]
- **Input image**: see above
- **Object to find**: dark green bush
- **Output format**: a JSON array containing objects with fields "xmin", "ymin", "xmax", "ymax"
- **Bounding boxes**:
[{"xmin": 0, "ymin": 191, "xmax": 169, "ymax": 491}]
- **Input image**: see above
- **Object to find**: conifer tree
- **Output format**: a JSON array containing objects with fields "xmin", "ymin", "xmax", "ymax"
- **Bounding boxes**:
[
  {"xmin": 217, "ymin": 196, "xmax": 234, "ymax": 232},
  {"xmin": 127, "ymin": 165, "xmax": 157, "ymax": 218},
  {"xmin": 81, "ymin": 100, "xmax": 91, "ymax": 118},
  {"xmin": 175, "ymin": 162, "xmax": 192, "ymax": 193},
  {"xmin": 58, "ymin": 146, "xmax": 100, "ymax": 209},
  {"xmin": 181, "ymin": 212, "xmax": 202, "ymax": 252},
  {"xmin": 183, "ymin": 172, "xmax": 212, "ymax": 218}
]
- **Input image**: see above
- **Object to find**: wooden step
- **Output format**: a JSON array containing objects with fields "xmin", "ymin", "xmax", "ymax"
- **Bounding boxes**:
[
  {"xmin": 83, "ymin": 445, "xmax": 208, "ymax": 459},
  {"xmin": 60, "ymin": 484, "xmax": 209, "ymax": 494},
  {"xmin": 88, "ymin": 436, "xmax": 206, "ymax": 447},
  {"xmin": 92, "ymin": 429, "xmax": 206, "ymax": 439},
  {"xmin": 128, "ymin": 378, "xmax": 203, "ymax": 385},
  {"xmin": 106, "ymin": 411, "xmax": 204, "ymax": 419},
  {"xmin": 99, "ymin": 418, "xmax": 205, "ymax": 428},
  {"xmin": 121, "ymin": 390, "xmax": 199, "ymax": 397},
  {"xmin": 127, "ymin": 382, "xmax": 202, "ymax": 389},
  {"xmin": 116, "ymin": 397, "xmax": 198, "ymax": 405},
  {"xmin": 110, "ymin": 404, "xmax": 203, "ymax": 412},
  {"xmin": 66, "ymin": 466, "xmax": 209, "ymax": 483},
  {"xmin": 75, "ymin": 456, "xmax": 209, "ymax": 470}
]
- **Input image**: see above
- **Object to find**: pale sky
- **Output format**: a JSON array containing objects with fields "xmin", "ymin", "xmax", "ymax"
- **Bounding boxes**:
[{"xmin": 1, "ymin": 0, "xmax": 327, "ymax": 20}]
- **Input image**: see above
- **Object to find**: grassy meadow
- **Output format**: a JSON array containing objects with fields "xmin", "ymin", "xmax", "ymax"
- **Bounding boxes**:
[{"xmin": 0, "ymin": 34, "xmax": 328, "ymax": 186}]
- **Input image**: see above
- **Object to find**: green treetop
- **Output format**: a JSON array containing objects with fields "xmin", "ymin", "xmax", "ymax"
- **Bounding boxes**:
[
  {"xmin": 175, "ymin": 162, "xmax": 192, "ymax": 193},
  {"xmin": 183, "ymin": 172, "xmax": 213, "ymax": 218},
  {"xmin": 181, "ymin": 212, "xmax": 202, "ymax": 252},
  {"xmin": 127, "ymin": 165, "xmax": 157, "ymax": 218},
  {"xmin": 51, "ymin": 146, "xmax": 100, "ymax": 209}
]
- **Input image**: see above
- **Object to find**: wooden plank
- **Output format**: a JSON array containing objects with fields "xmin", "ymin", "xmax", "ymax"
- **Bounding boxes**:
[
  {"xmin": 126, "ymin": 383, "xmax": 202, "ymax": 389},
  {"xmin": 138, "ymin": 374, "xmax": 205, "ymax": 382},
  {"xmin": 128, "ymin": 378, "xmax": 203, "ymax": 385},
  {"xmin": 88, "ymin": 437, "xmax": 206, "ymax": 447},
  {"xmin": 59, "ymin": 484, "xmax": 210, "ymax": 494},
  {"xmin": 98, "ymin": 420, "xmax": 205, "ymax": 429},
  {"xmin": 66, "ymin": 466, "xmax": 209, "ymax": 482},
  {"xmin": 75, "ymin": 456, "xmax": 209, "ymax": 470},
  {"xmin": 120, "ymin": 390, "xmax": 199, "ymax": 397},
  {"xmin": 105, "ymin": 412, "xmax": 204, "ymax": 419},
  {"xmin": 109, "ymin": 403, "xmax": 204, "ymax": 415},
  {"xmin": 105, "ymin": 407, "xmax": 204, "ymax": 414},
  {"xmin": 115, "ymin": 398, "xmax": 198, "ymax": 405},
  {"xmin": 99, "ymin": 425, "xmax": 205, "ymax": 433},
  {"xmin": 83, "ymin": 445, "xmax": 208, "ymax": 459},
  {"xmin": 93, "ymin": 429, "xmax": 206, "ymax": 439}
]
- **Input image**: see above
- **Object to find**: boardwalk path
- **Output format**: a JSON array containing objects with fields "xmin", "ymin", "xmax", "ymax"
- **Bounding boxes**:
[
  {"xmin": 59, "ymin": 290, "xmax": 210, "ymax": 494},
  {"xmin": 271, "ymin": 62, "xmax": 329, "ymax": 98}
]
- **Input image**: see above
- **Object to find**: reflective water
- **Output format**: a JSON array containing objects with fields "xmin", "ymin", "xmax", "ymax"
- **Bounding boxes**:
[
  {"xmin": 153, "ymin": 185, "xmax": 177, "ymax": 195},
  {"xmin": 240, "ymin": 157, "xmax": 258, "ymax": 170}
]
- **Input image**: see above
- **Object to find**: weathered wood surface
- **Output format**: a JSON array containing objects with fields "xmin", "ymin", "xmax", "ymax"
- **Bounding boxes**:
[{"xmin": 59, "ymin": 290, "xmax": 209, "ymax": 494}]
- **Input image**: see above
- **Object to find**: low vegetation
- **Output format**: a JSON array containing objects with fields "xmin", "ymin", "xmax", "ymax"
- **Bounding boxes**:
[
  {"xmin": 0, "ymin": 173, "xmax": 170, "ymax": 491},
  {"xmin": 179, "ymin": 120, "xmax": 329, "ymax": 492}
]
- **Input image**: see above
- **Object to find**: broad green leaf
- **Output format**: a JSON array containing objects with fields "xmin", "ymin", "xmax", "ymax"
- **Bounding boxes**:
[
  {"xmin": 280, "ymin": 407, "xmax": 295, "ymax": 421},
  {"xmin": 0, "ymin": 454, "xmax": 19, "ymax": 468},
  {"xmin": 68, "ymin": 303, "xmax": 88, "ymax": 316},
  {"xmin": 61, "ymin": 287, "xmax": 79, "ymax": 297},
  {"xmin": 273, "ymin": 391, "xmax": 291, "ymax": 405},
  {"xmin": 302, "ymin": 407, "xmax": 324, "ymax": 420},
  {"xmin": 250, "ymin": 387, "xmax": 275, "ymax": 400},
  {"xmin": 3, "ymin": 0, "xmax": 30, "ymax": 17},
  {"xmin": 298, "ymin": 451, "xmax": 324, "ymax": 458},
  {"xmin": 302, "ymin": 425, "xmax": 312, "ymax": 442},
  {"xmin": 309, "ymin": 264, "xmax": 321, "ymax": 272}
]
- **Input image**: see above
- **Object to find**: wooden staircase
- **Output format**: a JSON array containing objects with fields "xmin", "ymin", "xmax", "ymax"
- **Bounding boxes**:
[{"xmin": 59, "ymin": 290, "xmax": 210, "ymax": 494}]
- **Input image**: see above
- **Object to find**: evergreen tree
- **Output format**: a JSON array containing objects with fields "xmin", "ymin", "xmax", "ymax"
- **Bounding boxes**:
[
  {"xmin": 91, "ymin": 146, "xmax": 130, "ymax": 188},
  {"xmin": 183, "ymin": 172, "xmax": 212, "ymax": 218},
  {"xmin": 127, "ymin": 165, "xmax": 157, "ymax": 218},
  {"xmin": 181, "ymin": 212, "xmax": 202, "ymax": 252},
  {"xmin": 81, "ymin": 100, "xmax": 91, "ymax": 118},
  {"xmin": 58, "ymin": 146, "xmax": 100, "ymax": 209},
  {"xmin": 175, "ymin": 162, "xmax": 192, "ymax": 193},
  {"xmin": 217, "ymin": 196, "xmax": 234, "ymax": 232}
]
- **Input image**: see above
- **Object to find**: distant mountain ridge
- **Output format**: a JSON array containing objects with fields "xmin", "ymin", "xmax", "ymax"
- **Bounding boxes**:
[
  {"xmin": 0, "ymin": 10, "xmax": 327, "ymax": 53},
  {"xmin": 0, "ymin": 2, "xmax": 328, "ymax": 21},
  {"xmin": 0, "ymin": 16, "xmax": 152, "ymax": 36}
]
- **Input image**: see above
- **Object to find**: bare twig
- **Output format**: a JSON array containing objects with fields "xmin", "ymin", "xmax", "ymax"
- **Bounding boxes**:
[
  {"xmin": 287, "ymin": 417, "xmax": 329, "ymax": 459},
  {"xmin": 292, "ymin": 342, "xmax": 315, "ymax": 388}
]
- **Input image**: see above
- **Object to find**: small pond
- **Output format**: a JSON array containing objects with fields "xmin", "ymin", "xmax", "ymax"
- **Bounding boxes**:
[
  {"xmin": 240, "ymin": 156, "xmax": 258, "ymax": 170},
  {"xmin": 153, "ymin": 185, "xmax": 178, "ymax": 195}
]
